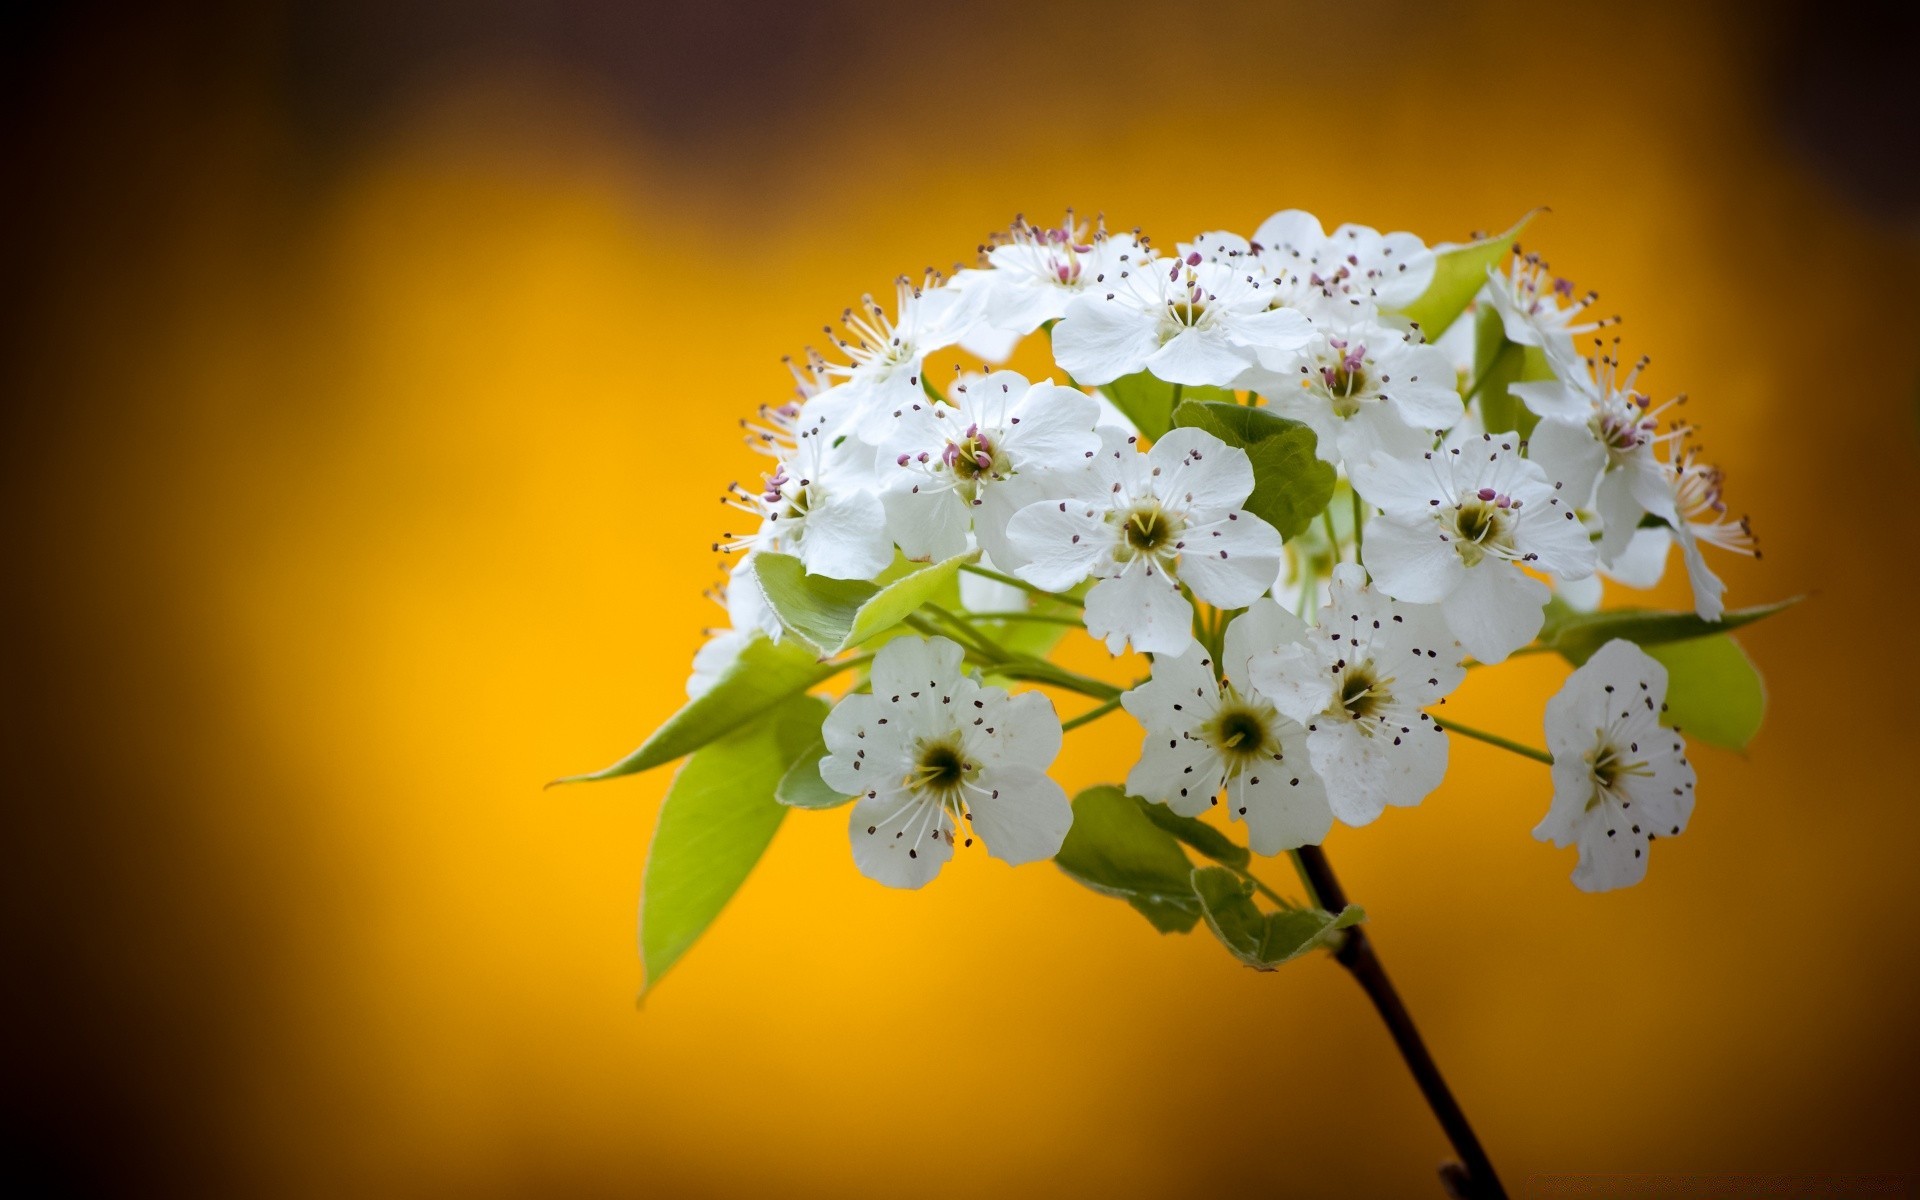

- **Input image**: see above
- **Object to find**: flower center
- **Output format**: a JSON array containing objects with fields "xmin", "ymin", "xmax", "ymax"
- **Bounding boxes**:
[
  {"xmin": 1583, "ymin": 738, "xmax": 1651, "ymax": 809},
  {"xmin": 1449, "ymin": 491, "xmax": 1518, "ymax": 565},
  {"xmin": 1120, "ymin": 503, "xmax": 1181, "ymax": 557},
  {"xmin": 944, "ymin": 424, "xmax": 1005, "ymax": 483},
  {"xmin": 1338, "ymin": 663, "xmax": 1390, "ymax": 723},
  {"xmin": 1317, "ymin": 339, "xmax": 1371, "ymax": 418},
  {"xmin": 1203, "ymin": 696, "xmax": 1278, "ymax": 772},
  {"xmin": 905, "ymin": 735, "xmax": 975, "ymax": 806}
]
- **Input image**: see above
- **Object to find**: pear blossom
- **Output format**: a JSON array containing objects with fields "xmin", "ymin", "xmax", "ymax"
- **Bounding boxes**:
[
  {"xmin": 1050, "ymin": 253, "xmax": 1312, "ymax": 387},
  {"xmin": 1248, "ymin": 564, "xmax": 1465, "ymax": 826},
  {"xmin": 951, "ymin": 212, "xmax": 1147, "ymax": 347},
  {"xmin": 805, "ymin": 274, "xmax": 983, "ymax": 439},
  {"xmin": 1535, "ymin": 639, "xmax": 1696, "ymax": 892},
  {"xmin": 1514, "ymin": 344, "xmax": 1682, "ymax": 566},
  {"xmin": 1246, "ymin": 315, "xmax": 1464, "ymax": 466},
  {"xmin": 1482, "ymin": 249, "xmax": 1615, "ymax": 361},
  {"xmin": 718, "ymin": 427, "xmax": 891, "ymax": 581},
  {"xmin": 1351, "ymin": 432, "xmax": 1597, "ymax": 664},
  {"xmin": 1006, "ymin": 427, "xmax": 1284, "ymax": 655},
  {"xmin": 1122, "ymin": 601, "xmax": 1334, "ymax": 854},
  {"xmin": 819, "ymin": 636, "xmax": 1071, "ymax": 889},
  {"xmin": 878, "ymin": 371, "xmax": 1101, "ymax": 566},
  {"xmin": 1658, "ymin": 442, "xmax": 1759, "ymax": 621},
  {"xmin": 1251, "ymin": 210, "xmax": 1437, "ymax": 312}
]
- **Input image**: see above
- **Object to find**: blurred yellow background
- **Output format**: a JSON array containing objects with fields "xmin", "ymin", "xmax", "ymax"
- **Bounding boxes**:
[{"xmin": 8, "ymin": 0, "xmax": 1919, "ymax": 1195}]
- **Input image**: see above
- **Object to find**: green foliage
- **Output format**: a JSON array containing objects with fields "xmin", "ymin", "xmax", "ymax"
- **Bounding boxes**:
[
  {"xmin": 1140, "ymin": 802, "xmax": 1250, "ymax": 870},
  {"xmin": 1467, "ymin": 305, "xmax": 1553, "ymax": 440},
  {"xmin": 1053, "ymin": 786, "xmax": 1205, "ymax": 933},
  {"xmin": 774, "ymin": 733, "xmax": 848, "ymax": 809},
  {"xmin": 1190, "ymin": 867, "xmax": 1365, "ymax": 969},
  {"xmin": 1646, "ymin": 635, "xmax": 1767, "ymax": 751},
  {"xmin": 639, "ymin": 695, "xmax": 826, "ymax": 995},
  {"xmin": 1171, "ymin": 400, "xmax": 1336, "ymax": 539},
  {"xmin": 1542, "ymin": 597, "xmax": 1800, "ymax": 665},
  {"xmin": 552, "ymin": 635, "xmax": 842, "ymax": 785},
  {"xmin": 1397, "ymin": 211, "xmax": 1537, "ymax": 340},
  {"xmin": 755, "ymin": 550, "xmax": 975, "ymax": 655},
  {"xmin": 1101, "ymin": 372, "xmax": 1235, "ymax": 440}
]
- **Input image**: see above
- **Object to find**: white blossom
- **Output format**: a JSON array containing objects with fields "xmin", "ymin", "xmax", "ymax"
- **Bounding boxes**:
[
  {"xmin": 819, "ymin": 636, "xmax": 1070, "ymax": 889},
  {"xmin": 1658, "ymin": 442, "xmax": 1759, "ymax": 621},
  {"xmin": 1051, "ymin": 253, "xmax": 1312, "ymax": 387},
  {"xmin": 951, "ymin": 212, "xmax": 1148, "ymax": 347},
  {"xmin": 1351, "ymin": 432, "xmax": 1597, "ymax": 664},
  {"xmin": 719, "ymin": 428, "xmax": 891, "ymax": 581},
  {"xmin": 1535, "ymin": 639, "xmax": 1696, "ymax": 892},
  {"xmin": 1515, "ymin": 344, "xmax": 1682, "ymax": 567},
  {"xmin": 1245, "ymin": 314, "xmax": 1464, "ymax": 466},
  {"xmin": 805, "ymin": 274, "xmax": 983, "ymax": 440},
  {"xmin": 1006, "ymin": 427, "xmax": 1284, "ymax": 656},
  {"xmin": 1251, "ymin": 210, "xmax": 1437, "ymax": 312},
  {"xmin": 1482, "ymin": 249, "xmax": 1615, "ymax": 361},
  {"xmin": 1122, "ymin": 601, "xmax": 1333, "ymax": 853},
  {"xmin": 1249, "ymin": 564, "xmax": 1465, "ymax": 826},
  {"xmin": 878, "ymin": 370, "xmax": 1101, "ymax": 566}
]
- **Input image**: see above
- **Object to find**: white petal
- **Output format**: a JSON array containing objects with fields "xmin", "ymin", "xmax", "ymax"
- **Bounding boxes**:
[
  {"xmin": 1510, "ymin": 380, "xmax": 1592, "ymax": 423},
  {"xmin": 1146, "ymin": 327, "xmax": 1252, "ymax": 387},
  {"xmin": 798, "ymin": 488, "xmax": 892, "ymax": 580},
  {"xmin": 882, "ymin": 484, "xmax": 972, "ymax": 563},
  {"xmin": 967, "ymin": 765, "xmax": 1073, "ymax": 866},
  {"xmin": 1178, "ymin": 511, "xmax": 1284, "ymax": 608},
  {"xmin": 1526, "ymin": 417, "xmax": 1606, "ymax": 506},
  {"xmin": 849, "ymin": 787, "xmax": 953, "ymax": 889},
  {"xmin": 867, "ymin": 635, "xmax": 967, "ymax": 708},
  {"xmin": 1222, "ymin": 599, "xmax": 1307, "ymax": 687},
  {"xmin": 1084, "ymin": 560, "xmax": 1194, "ymax": 656},
  {"xmin": 1363, "ymin": 513, "xmax": 1464, "ymax": 605},
  {"xmin": 1121, "ymin": 645, "xmax": 1221, "ymax": 731},
  {"xmin": 1308, "ymin": 719, "xmax": 1447, "ymax": 827},
  {"xmin": 1149, "ymin": 426, "xmax": 1255, "ymax": 517},
  {"xmin": 1441, "ymin": 563, "xmax": 1548, "ymax": 664},
  {"xmin": 1228, "ymin": 739, "xmax": 1333, "ymax": 854},
  {"xmin": 1050, "ymin": 295, "xmax": 1158, "ymax": 385},
  {"xmin": 1248, "ymin": 641, "xmax": 1334, "ymax": 724},
  {"xmin": 973, "ymin": 688, "xmax": 1063, "ymax": 773},
  {"xmin": 1006, "ymin": 498, "xmax": 1110, "ymax": 591}
]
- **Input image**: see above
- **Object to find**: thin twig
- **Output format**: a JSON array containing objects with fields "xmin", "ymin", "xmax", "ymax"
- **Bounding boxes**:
[{"xmin": 1296, "ymin": 845, "xmax": 1507, "ymax": 1200}]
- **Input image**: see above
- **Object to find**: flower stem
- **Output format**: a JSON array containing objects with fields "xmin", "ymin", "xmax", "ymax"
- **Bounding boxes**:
[
  {"xmin": 1352, "ymin": 490, "xmax": 1366, "ymax": 569},
  {"xmin": 1060, "ymin": 694, "xmax": 1124, "ymax": 732},
  {"xmin": 986, "ymin": 660, "xmax": 1122, "ymax": 701},
  {"xmin": 958, "ymin": 563, "xmax": 1084, "ymax": 608},
  {"xmin": 1295, "ymin": 845, "xmax": 1507, "ymax": 1200},
  {"xmin": 1438, "ymin": 718, "xmax": 1554, "ymax": 765},
  {"xmin": 1321, "ymin": 506, "xmax": 1342, "ymax": 561}
]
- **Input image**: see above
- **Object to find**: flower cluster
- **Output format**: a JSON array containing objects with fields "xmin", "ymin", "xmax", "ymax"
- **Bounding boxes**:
[{"xmin": 646, "ymin": 207, "xmax": 1771, "ymax": 920}]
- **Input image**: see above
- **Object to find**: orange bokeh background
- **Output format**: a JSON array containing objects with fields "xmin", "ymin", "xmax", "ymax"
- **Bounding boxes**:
[{"xmin": 9, "ymin": 1, "xmax": 1920, "ymax": 1195}]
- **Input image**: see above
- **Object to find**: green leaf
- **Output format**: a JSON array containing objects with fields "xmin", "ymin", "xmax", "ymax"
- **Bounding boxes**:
[
  {"xmin": 774, "ymin": 734, "xmax": 849, "ymax": 809},
  {"xmin": 1190, "ymin": 867, "xmax": 1365, "ymax": 969},
  {"xmin": 1101, "ymin": 371, "xmax": 1235, "ymax": 441},
  {"xmin": 1467, "ymin": 305, "xmax": 1530, "ymax": 438},
  {"xmin": 1645, "ymin": 635, "xmax": 1766, "ymax": 752},
  {"xmin": 1543, "ymin": 597, "xmax": 1800, "ymax": 665},
  {"xmin": 1396, "ymin": 210, "xmax": 1538, "ymax": 341},
  {"xmin": 640, "ymin": 694, "xmax": 826, "ymax": 995},
  {"xmin": 1172, "ymin": 400, "xmax": 1336, "ymax": 539},
  {"xmin": 1053, "ymin": 786, "xmax": 1204, "ymax": 934},
  {"xmin": 1140, "ymin": 801, "xmax": 1250, "ymax": 870},
  {"xmin": 551, "ymin": 635, "xmax": 841, "ymax": 785},
  {"xmin": 754, "ymin": 550, "xmax": 975, "ymax": 655}
]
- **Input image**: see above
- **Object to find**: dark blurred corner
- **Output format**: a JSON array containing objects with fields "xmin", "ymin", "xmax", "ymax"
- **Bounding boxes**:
[{"xmin": 3, "ymin": 0, "xmax": 1917, "ymax": 1196}]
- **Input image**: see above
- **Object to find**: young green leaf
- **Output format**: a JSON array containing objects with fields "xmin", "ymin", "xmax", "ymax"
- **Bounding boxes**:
[
  {"xmin": 1646, "ymin": 635, "xmax": 1767, "ymax": 752},
  {"xmin": 640, "ymin": 694, "xmax": 827, "ymax": 996},
  {"xmin": 1171, "ymin": 400, "xmax": 1336, "ymax": 539},
  {"xmin": 1466, "ymin": 305, "xmax": 1553, "ymax": 440},
  {"xmin": 1140, "ymin": 801, "xmax": 1251, "ymax": 870},
  {"xmin": 1053, "ymin": 786, "xmax": 1204, "ymax": 934},
  {"xmin": 1190, "ymin": 866, "xmax": 1364, "ymax": 969},
  {"xmin": 550, "ymin": 635, "xmax": 842, "ymax": 786},
  {"xmin": 1396, "ymin": 210, "xmax": 1538, "ymax": 341},
  {"xmin": 1100, "ymin": 371, "xmax": 1235, "ymax": 440},
  {"xmin": 1543, "ymin": 597, "xmax": 1800, "ymax": 665},
  {"xmin": 774, "ymin": 734, "xmax": 849, "ymax": 809},
  {"xmin": 755, "ymin": 550, "xmax": 975, "ymax": 655}
]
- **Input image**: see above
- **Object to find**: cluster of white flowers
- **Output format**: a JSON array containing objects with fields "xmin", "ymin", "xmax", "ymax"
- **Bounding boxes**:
[{"xmin": 695, "ymin": 209, "xmax": 1763, "ymax": 896}]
